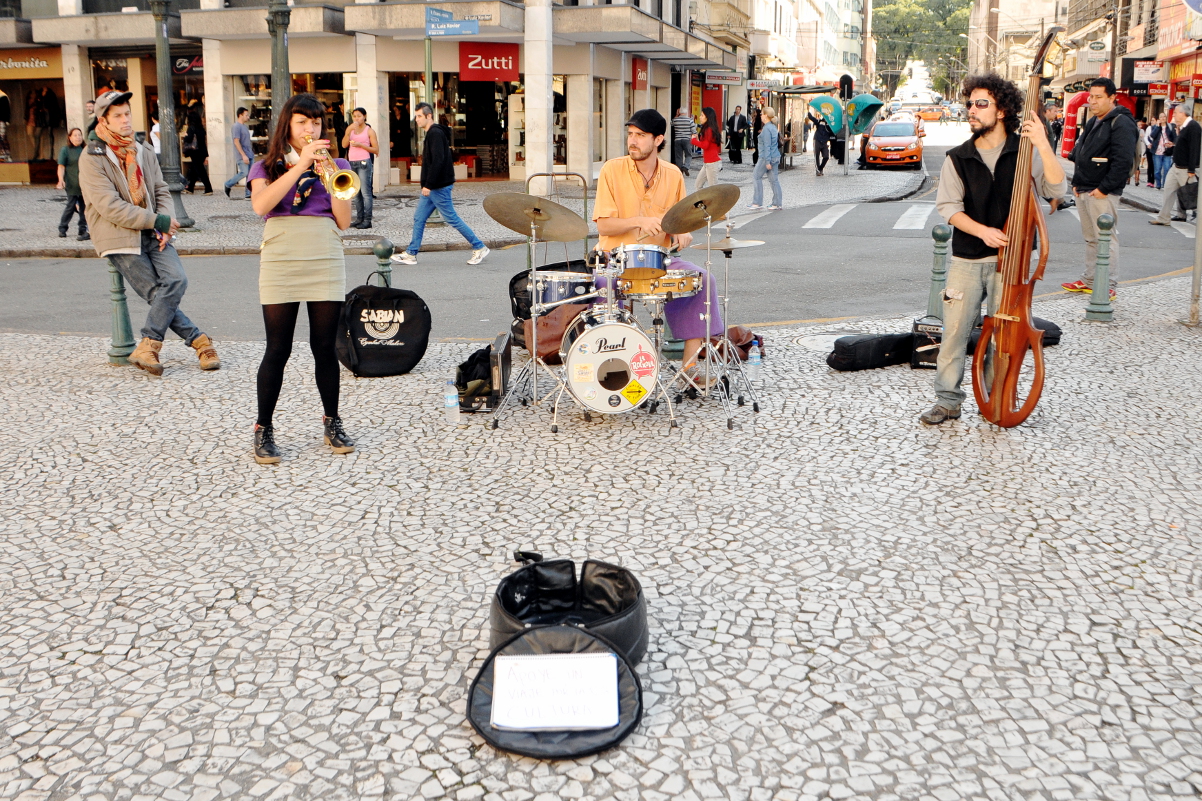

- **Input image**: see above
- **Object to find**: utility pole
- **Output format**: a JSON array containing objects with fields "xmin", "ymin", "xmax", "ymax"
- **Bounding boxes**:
[
  {"xmin": 149, "ymin": 0, "xmax": 192, "ymax": 227},
  {"xmin": 267, "ymin": 0, "xmax": 291, "ymax": 126}
]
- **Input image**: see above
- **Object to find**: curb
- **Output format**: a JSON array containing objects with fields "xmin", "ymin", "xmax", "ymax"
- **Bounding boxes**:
[
  {"xmin": 1120, "ymin": 194, "xmax": 1159, "ymax": 213},
  {"xmin": 1, "ymin": 236, "xmax": 531, "ymax": 260}
]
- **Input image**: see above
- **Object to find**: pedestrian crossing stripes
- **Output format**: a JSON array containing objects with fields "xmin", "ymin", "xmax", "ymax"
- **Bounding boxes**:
[
  {"xmin": 803, "ymin": 204, "xmax": 857, "ymax": 228},
  {"xmin": 893, "ymin": 204, "xmax": 936, "ymax": 230},
  {"xmin": 789, "ymin": 203, "xmax": 1197, "ymax": 239}
]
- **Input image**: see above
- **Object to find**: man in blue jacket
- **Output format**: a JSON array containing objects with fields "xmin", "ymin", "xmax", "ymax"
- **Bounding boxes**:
[
  {"xmin": 1062, "ymin": 78, "xmax": 1138, "ymax": 301},
  {"xmin": 392, "ymin": 102, "xmax": 489, "ymax": 266}
]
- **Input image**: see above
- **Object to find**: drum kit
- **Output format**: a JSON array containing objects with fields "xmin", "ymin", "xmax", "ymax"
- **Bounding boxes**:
[{"xmin": 484, "ymin": 183, "xmax": 764, "ymax": 432}]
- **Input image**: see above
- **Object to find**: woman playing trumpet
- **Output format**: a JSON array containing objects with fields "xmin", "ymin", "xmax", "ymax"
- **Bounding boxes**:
[{"xmin": 248, "ymin": 92, "xmax": 356, "ymax": 465}]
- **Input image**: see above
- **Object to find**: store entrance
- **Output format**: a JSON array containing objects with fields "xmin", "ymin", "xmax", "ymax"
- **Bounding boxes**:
[{"xmin": 388, "ymin": 71, "xmax": 517, "ymax": 179}]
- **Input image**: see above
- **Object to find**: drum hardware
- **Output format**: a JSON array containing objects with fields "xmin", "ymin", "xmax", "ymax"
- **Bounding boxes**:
[{"xmin": 662, "ymin": 190, "xmax": 765, "ymax": 425}]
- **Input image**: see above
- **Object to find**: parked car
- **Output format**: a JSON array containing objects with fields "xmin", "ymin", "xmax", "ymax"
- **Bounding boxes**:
[{"xmin": 864, "ymin": 121, "xmax": 924, "ymax": 169}]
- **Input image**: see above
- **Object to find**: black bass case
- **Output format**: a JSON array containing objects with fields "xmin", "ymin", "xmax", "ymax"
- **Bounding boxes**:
[
  {"xmin": 489, "ymin": 556, "xmax": 648, "ymax": 665},
  {"xmin": 467, "ymin": 624, "xmax": 643, "ymax": 759}
]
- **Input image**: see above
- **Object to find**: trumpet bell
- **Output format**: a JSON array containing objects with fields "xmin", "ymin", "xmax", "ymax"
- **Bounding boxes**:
[{"xmin": 329, "ymin": 168, "xmax": 361, "ymax": 200}]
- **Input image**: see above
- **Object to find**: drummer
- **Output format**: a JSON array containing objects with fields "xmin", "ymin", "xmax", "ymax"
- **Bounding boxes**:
[{"xmin": 593, "ymin": 108, "xmax": 724, "ymax": 380}]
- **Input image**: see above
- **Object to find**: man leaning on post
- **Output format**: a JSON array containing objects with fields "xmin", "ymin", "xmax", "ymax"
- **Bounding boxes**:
[
  {"xmin": 1061, "ymin": 77, "xmax": 1138, "ymax": 302},
  {"xmin": 79, "ymin": 90, "xmax": 220, "ymax": 376}
]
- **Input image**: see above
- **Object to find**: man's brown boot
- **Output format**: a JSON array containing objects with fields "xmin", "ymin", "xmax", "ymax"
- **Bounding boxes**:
[
  {"xmin": 191, "ymin": 334, "xmax": 221, "ymax": 370},
  {"xmin": 129, "ymin": 337, "xmax": 164, "ymax": 376}
]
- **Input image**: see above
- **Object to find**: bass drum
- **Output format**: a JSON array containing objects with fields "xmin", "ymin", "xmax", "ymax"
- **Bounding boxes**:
[{"xmin": 560, "ymin": 309, "xmax": 659, "ymax": 414}]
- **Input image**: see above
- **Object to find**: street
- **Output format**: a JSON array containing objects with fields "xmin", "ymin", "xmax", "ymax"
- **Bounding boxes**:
[{"xmin": 1, "ymin": 125, "xmax": 1194, "ymax": 344}]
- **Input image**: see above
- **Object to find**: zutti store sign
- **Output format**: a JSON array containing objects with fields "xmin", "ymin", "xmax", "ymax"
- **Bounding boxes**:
[{"xmin": 459, "ymin": 42, "xmax": 519, "ymax": 82}]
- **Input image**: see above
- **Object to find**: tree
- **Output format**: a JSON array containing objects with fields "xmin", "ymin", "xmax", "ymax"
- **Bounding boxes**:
[{"xmin": 873, "ymin": 0, "xmax": 971, "ymax": 96}]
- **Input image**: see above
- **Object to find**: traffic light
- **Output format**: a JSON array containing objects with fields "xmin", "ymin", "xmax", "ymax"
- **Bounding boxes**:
[{"xmin": 839, "ymin": 74, "xmax": 855, "ymax": 101}]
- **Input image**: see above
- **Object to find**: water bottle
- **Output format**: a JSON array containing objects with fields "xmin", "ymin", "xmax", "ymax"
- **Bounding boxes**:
[
  {"xmin": 746, "ymin": 340, "xmax": 762, "ymax": 381},
  {"xmin": 444, "ymin": 379, "xmax": 461, "ymax": 425}
]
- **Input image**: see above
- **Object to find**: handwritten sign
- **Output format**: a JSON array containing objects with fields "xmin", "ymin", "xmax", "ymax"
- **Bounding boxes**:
[{"xmin": 491, "ymin": 653, "xmax": 619, "ymax": 731}]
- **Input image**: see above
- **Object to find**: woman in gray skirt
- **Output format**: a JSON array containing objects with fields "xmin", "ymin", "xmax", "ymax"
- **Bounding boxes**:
[{"xmin": 248, "ymin": 93, "xmax": 355, "ymax": 465}]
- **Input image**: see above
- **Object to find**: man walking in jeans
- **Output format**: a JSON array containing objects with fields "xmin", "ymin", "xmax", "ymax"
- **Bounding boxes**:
[
  {"xmin": 672, "ymin": 108, "xmax": 696, "ymax": 176},
  {"xmin": 224, "ymin": 107, "xmax": 253, "ymax": 199},
  {"xmin": 1061, "ymin": 78, "xmax": 1138, "ymax": 302},
  {"xmin": 79, "ymin": 90, "xmax": 220, "ymax": 376},
  {"xmin": 391, "ymin": 102, "xmax": 488, "ymax": 266}
]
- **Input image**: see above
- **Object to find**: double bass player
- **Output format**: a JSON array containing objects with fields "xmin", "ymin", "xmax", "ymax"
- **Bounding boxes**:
[{"xmin": 922, "ymin": 73, "xmax": 1067, "ymax": 426}]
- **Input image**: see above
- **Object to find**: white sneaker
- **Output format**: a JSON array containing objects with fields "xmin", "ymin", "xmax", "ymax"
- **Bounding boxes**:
[
  {"xmin": 391, "ymin": 251, "xmax": 417, "ymax": 265},
  {"xmin": 467, "ymin": 245, "xmax": 490, "ymax": 265}
]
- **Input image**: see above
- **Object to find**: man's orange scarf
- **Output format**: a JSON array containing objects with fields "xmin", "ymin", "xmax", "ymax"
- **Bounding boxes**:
[{"xmin": 94, "ymin": 118, "xmax": 145, "ymax": 207}]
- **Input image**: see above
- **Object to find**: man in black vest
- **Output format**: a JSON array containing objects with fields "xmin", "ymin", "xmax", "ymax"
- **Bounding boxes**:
[
  {"xmin": 921, "ymin": 73, "xmax": 1066, "ymax": 426},
  {"xmin": 1062, "ymin": 78, "xmax": 1138, "ymax": 300}
]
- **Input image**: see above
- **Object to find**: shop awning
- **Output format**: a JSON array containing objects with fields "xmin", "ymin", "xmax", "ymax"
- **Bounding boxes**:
[
  {"xmin": 554, "ymin": 6, "xmax": 736, "ymax": 70},
  {"xmin": 181, "ymin": 7, "xmax": 345, "ymax": 40},
  {"xmin": 32, "ymin": 11, "xmax": 188, "ymax": 47},
  {"xmin": 0, "ymin": 19, "xmax": 35, "ymax": 48},
  {"xmin": 345, "ymin": 1, "xmax": 526, "ymax": 41}
]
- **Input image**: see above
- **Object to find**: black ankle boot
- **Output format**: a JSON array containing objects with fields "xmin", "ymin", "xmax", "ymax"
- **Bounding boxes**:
[
  {"xmin": 323, "ymin": 416, "xmax": 355, "ymax": 454},
  {"xmin": 254, "ymin": 423, "xmax": 281, "ymax": 464}
]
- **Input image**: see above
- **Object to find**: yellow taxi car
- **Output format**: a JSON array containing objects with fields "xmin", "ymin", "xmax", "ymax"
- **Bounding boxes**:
[
  {"xmin": 864, "ymin": 120, "xmax": 924, "ymax": 169},
  {"xmin": 917, "ymin": 107, "xmax": 944, "ymax": 122}
]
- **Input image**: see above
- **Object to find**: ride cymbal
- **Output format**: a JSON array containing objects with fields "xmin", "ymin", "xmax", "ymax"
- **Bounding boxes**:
[
  {"xmin": 661, "ymin": 184, "xmax": 741, "ymax": 234},
  {"xmin": 483, "ymin": 193, "xmax": 588, "ymax": 242},
  {"xmin": 689, "ymin": 237, "xmax": 765, "ymax": 251}
]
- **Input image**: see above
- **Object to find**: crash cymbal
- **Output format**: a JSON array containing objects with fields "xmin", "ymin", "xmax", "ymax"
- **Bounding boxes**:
[
  {"xmin": 690, "ymin": 237, "xmax": 765, "ymax": 251},
  {"xmin": 483, "ymin": 193, "xmax": 588, "ymax": 242},
  {"xmin": 661, "ymin": 184, "xmax": 741, "ymax": 234}
]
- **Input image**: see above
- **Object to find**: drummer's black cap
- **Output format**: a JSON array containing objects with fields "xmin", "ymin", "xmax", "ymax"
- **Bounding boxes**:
[{"xmin": 625, "ymin": 108, "xmax": 667, "ymax": 138}]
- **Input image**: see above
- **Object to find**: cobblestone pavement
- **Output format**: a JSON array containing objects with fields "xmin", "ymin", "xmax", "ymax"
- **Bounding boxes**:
[
  {"xmin": 0, "ymin": 152, "xmax": 918, "ymax": 258},
  {"xmin": 3, "ymin": 277, "xmax": 1200, "ymax": 801}
]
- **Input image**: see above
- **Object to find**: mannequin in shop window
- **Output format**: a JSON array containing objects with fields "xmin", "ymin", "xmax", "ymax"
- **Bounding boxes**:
[
  {"xmin": 0, "ymin": 89, "xmax": 10, "ymax": 162},
  {"xmin": 182, "ymin": 101, "xmax": 213, "ymax": 194}
]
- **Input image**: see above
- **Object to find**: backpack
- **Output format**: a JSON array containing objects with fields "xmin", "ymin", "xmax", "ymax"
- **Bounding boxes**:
[{"xmin": 336, "ymin": 271, "xmax": 432, "ymax": 377}]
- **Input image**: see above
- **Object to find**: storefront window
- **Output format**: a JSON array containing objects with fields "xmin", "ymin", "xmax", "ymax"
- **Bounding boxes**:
[
  {"xmin": 594, "ymin": 78, "xmax": 605, "ymax": 163},
  {"xmin": 388, "ymin": 71, "xmax": 519, "ymax": 176},
  {"xmin": 553, "ymin": 75, "xmax": 567, "ymax": 166},
  {"xmin": 230, "ymin": 73, "xmax": 345, "ymax": 157}
]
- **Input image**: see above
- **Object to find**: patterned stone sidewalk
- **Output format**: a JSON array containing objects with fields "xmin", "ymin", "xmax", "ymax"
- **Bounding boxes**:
[{"xmin": 1, "ymin": 277, "xmax": 1199, "ymax": 801}]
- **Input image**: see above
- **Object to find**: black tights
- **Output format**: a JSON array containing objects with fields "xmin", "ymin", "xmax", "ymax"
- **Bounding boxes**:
[
  {"xmin": 815, "ymin": 142, "xmax": 830, "ymax": 172},
  {"xmin": 256, "ymin": 301, "xmax": 343, "ymax": 427}
]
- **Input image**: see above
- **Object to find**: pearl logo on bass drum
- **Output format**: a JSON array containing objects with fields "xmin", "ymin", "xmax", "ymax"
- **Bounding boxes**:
[{"xmin": 360, "ymin": 308, "xmax": 405, "ymax": 340}]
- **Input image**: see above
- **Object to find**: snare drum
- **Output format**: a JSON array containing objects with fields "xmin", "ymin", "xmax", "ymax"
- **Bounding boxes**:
[
  {"xmin": 615, "ymin": 244, "xmax": 671, "ymax": 273},
  {"xmin": 529, "ymin": 271, "xmax": 595, "ymax": 309},
  {"xmin": 619, "ymin": 268, "xmax": 704, "ymax": 303},
  {"xmin": 560, "ymin": 308, "xmax": 659, "ymax": 414}
]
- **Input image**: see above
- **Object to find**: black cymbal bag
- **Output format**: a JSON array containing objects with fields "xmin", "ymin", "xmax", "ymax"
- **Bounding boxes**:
[
  {"xmin": 467, "ymin": 624, "xmax": 643, "ymax": 759},
  {"xmin": 490, "ymin": 556, "xmax": 648, "ymax": 665}
]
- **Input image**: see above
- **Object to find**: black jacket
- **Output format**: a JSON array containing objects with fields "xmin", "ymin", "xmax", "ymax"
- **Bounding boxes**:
[
  {"xmin": 1172, "ymin": 119, "xmax": 1201, "ymax": 172},
  {"xmin": 947, "ymin": 134, "xmax": 1021, "ymax": 260},
  {"xmin": 420, "ymin": 123, "xmax": 455, "ymax": 190},
  {"xmin": 1070, "ymin": 104, "xmax": 1137, "ymax": 196}
]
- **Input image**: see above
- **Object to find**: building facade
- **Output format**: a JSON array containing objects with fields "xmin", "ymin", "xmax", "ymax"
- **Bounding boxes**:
[{"xmin": 0, "ymin": 0, "xmax": 736, "ymax": 190}]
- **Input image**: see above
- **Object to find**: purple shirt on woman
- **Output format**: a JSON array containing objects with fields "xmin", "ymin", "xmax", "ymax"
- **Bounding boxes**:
[{"xmin": 248, "ymin": 157, "xmax": 352, "ymax": 219}]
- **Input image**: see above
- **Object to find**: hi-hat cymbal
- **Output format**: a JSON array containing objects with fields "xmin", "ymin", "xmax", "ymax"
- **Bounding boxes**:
[
  {"xmin": 690, "ymin": 237, "xmax": 765, "ymax": 251},
  {"xmin": 483, "ymin": 193, "xmax": 588, "ymax": 242},
  {"xmin": 661, "ymin": 184, "xmax": 741, "ymax": 234}
]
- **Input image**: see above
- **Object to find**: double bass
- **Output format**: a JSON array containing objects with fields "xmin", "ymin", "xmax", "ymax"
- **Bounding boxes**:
[{"xmin": 971, "ymin": 28, "xmax": 1065, "ymax": 428}]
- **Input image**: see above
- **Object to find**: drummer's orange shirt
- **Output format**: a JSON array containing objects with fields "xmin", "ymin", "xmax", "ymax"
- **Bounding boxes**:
[{"xmin": 592, "ymin": 155, "xmax": 686, "ymax": 251}]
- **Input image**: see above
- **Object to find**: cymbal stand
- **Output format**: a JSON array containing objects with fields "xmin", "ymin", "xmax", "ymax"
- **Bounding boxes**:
[
  {"xmin": 672, "ymin": 208, "xmax": 736, "ymax": 429},
  {"xmin": 715, "ymin": 220, "xmax": 761, "ymax": 414},
  {"xmin": 488, "ymin": 221, "xmax": 570, "ymax": 429}
]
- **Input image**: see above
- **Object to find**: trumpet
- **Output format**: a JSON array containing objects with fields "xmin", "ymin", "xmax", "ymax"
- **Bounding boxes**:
[{"xmin": 306, "ymin": 135, "xmax": 360, "ymax": 200}]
